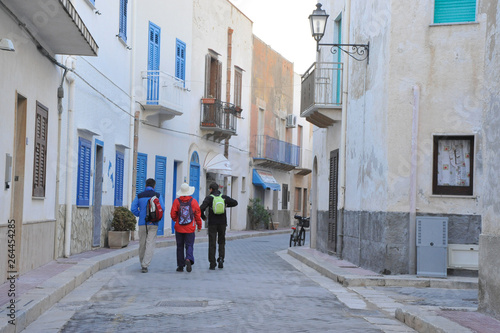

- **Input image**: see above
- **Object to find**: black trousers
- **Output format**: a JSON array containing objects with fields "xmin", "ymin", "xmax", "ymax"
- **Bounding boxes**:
[{"xmin": 208, "ymin": 224, "xmax": 226, "ymax": 264}]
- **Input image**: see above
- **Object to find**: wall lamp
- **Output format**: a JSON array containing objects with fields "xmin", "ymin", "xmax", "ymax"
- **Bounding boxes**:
[
  {"xmin": 0, "ymin": 38, "xmax": 15, "ymax": 52},
  {"xmin": 309, "ymin": 3, "xmax": 369, "ymax": 63}
]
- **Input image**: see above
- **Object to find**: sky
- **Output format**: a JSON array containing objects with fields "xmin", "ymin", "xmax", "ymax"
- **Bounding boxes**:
[{"xmin": 229, "ymin": 0, "xmax": 318, "ymax": 75}]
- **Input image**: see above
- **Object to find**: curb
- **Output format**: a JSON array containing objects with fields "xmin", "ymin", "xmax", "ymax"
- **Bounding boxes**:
[
  {"xmin": 287, "ymin": 247, "xmax": 478, "ymax": 289},
  {"xmin": 395, "ymin": 306, "xmax": 475, "ymax": 333},
  {"xmin": 0, "ymin": 229, "xmax": 289, "ymax": 333}
]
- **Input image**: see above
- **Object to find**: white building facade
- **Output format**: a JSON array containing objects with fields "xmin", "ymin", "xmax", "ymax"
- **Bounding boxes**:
[{"xmin": 304, "ymin": 0, "xmax": 486, "ymax": 275}]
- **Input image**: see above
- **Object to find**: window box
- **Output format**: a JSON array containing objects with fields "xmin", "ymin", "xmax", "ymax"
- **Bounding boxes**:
[{"xmin": 202, "ymin": 98, "xmax": 216, "ymax": 104}]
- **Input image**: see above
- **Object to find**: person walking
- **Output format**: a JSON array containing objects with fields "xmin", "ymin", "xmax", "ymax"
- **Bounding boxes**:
[
  {"xmin": 170, "ymin": 183, "xmax": 202, "ymax": 272},
  {"xmin": 131, "ymin": 178, "xmax": 165, "ymax": 273},
  {"xmin": 200, "ymin": 182, "xmax": 238, "ymax": 270}
]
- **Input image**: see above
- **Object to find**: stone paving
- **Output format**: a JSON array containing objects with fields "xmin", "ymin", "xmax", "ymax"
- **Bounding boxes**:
[{"xmin": 24, "ymin": 233, "xmax": 414, "ymax": 333}]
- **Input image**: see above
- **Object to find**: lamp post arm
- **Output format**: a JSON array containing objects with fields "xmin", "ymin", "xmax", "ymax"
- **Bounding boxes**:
[{"xmin": 317, "ymin": 42, "xmax": 370, "ymax": 63}]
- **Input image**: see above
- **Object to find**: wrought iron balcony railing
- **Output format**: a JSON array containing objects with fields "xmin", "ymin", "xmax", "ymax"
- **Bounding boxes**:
[
  {"xmin": 301, "ymin": 62, "xmax": 343, "ymax": 115},
  {"xmin": 253, "ymin": 135, "xmax": 300, "ymax": 167},
  {"xmin": 200, "ymin": 98, "xmax": 237, "ymax": 134}
]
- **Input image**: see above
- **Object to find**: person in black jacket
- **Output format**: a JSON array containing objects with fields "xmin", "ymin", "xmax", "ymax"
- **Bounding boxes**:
[{"xmin": 200, "ymin": 182, "xmax": 238, "ymax": 270}]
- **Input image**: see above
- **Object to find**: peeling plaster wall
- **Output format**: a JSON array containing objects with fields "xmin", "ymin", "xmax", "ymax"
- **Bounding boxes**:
[{"xmin": 479, "ymin": 0, "xmax": 500, "ymax": 320}]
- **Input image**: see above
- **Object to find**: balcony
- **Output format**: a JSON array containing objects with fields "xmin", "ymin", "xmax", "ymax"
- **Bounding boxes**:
[
  {"xmin": 140, "ymin": 71, "xmax": 185, "ymax": 121},
  {"xmin": 1, "ymin": 0, "xmax": 98, "ymax": 56},
  {"xmin": 200, "ymin": 98, "xmax": 238, "ymax": 142},
  {"xmin": 252, "ymin": 135, "xmax": 300, "ymax": 171},
  {"xmin": 300, "ymin": 62, "xmax": 343, "ymax": 128},
  {"xmin": 295, "ymin": 148, "xmax": 313, "ymax": 175}
]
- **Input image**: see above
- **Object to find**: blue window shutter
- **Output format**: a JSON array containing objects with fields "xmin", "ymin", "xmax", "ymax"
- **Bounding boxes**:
[
  {"xmin": 136, "ymin": 153, "xmax": 147, "ymax": 196},
  {"xmin": 147, "ymin": 22, "xmax": 161, "ymax": 104},
  {"xmin": 119, "ymin": 0, "xmax": 128, "ymax": 41},
  {"xmin": 175, "ymin": 39, "xmax": 186, "ymax": 82},
  {"xmin": 434, "ymin": 0, "xmax": 476, "ymax": 24},
  {"xmin": 114, "ymin": 152, "xmax": 124, "ymax": 206},
  {"xmin": 77, "ymin": 138, "xmax": 91, "ymax": 206},
  {"xmin": 155, "ymin": 156, "xmax": 167, "ymax": 198}
]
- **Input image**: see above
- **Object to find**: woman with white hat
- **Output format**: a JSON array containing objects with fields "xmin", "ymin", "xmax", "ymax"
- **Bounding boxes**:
[{"xmin": 170, "ymin": 183, "xmax": 202, "ymax": 272}]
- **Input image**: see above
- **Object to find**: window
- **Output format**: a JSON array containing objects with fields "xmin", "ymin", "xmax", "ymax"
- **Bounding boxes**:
[
  {"xmin": 234, "ymin": 67, "xmax": 243, "ymax": 108},
  {"xmin": 205, "ymin": 52, "xmax": 222, "ymax": 99},
  {"xmin": 136, "ymin": 153, "xmax": 147, "ymax": 196},
  {"xmin": 77, "ymin": 138, "xmax": 92, "ymax": 206},
  {"xmin": 114, "ymin": 152, "xmax": 124, "ymax": 206},
  {"xmin": 433, "ymin": 135, "xmax": 474, "ymax": 195},
  {"xmin": 33, "ymin": 102, "xmax": 48, "ymax": 197},
  {"xmin": 294, "ymin": 187, "xmax": 302, "ymax": 212},
  {"xmin": 175, "ymin": 39, "xmax": 186, "ymax": 84},
  {"xmin": 434, "ymin": 0, "xmax": 476, "ymax": 24},
  {"xmin": 329, "ymin": 149, "xmax": 339, "ymax": 219},
  {"xmin": 282, "ymin": 184, "xmax": 288, "ymax": 209},
  {"xmin": 118, "ymin": 0, "xmax": 128, "ymax": 41}
]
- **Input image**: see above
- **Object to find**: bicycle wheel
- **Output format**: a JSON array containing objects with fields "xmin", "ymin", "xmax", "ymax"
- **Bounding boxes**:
[
  {"xmin": 289, "ymin": 234, "xmax": 294, "ymax": 247},
  {"xmin": 299, "ymin": 228, "xmax": 306, "ymax": 246}
]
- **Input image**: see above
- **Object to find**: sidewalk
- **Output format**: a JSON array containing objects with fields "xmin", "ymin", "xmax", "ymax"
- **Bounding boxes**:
[
  {"xmin": 1, "ymin": 230, "xmax": 500, "ymax": 333},
  {"xmin": 288, "ymin": 246, "xmax": 500, "ymax": 333}
]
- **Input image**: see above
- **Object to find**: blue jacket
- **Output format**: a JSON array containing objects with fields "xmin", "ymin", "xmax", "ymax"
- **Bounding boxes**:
[{"xmin": 131, "ymin": 187, "xmax": 165, "ymax": 226}]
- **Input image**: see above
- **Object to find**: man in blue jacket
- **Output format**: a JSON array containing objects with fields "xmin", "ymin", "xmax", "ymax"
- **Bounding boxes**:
[{"xmin": 131, "ymin": 178, "xmax": 165, "ymax": 273}]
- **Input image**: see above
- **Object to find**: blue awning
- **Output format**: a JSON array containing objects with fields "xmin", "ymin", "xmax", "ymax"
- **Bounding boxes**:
[{"xmin": 252, "ymin": 169, "xmax": 281, "ymax": 191}]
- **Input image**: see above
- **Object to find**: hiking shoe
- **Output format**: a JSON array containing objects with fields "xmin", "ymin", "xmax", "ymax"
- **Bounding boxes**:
[
  {"xmin": 217, "ymin": 258, "xmax": 224, "ymax": 269},
  {"xmin": 176, "ymin": 266, "xmax": 183, "ymax": 272},
  {"xmin": 209, "ymin": 263, "xmax": 216, "ymax": 270},
  {"xmin": 141, "ymin": 267, "xmax": 148, "ymax": 273},
  {"xmin": 185, "ymin": 259, "xmax": 192, "ymax": 273}
]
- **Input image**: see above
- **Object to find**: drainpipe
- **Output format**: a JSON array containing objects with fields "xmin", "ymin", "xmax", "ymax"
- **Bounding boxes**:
[
  {"xmin": 64, "ymin": 56, "xmax": 76, "ymax": 257},
  {"xmin": 224, "ymin": 28, "xmax": 234, "ymax": 159},
  {"xmin": 337, "ymin": 0, "xmax": 352, "ymax": 258},
  {"xmin": 54, "ymin": 59, "xmax": 69, "ymax": 259},
  {"xmin": 409, "ymin": 85, "xmax": 420, "ymax": 274}
]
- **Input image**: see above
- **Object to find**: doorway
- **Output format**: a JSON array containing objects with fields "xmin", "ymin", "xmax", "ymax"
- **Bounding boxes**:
[
  {"xmin": 11, "ymin": 93, "xmax": 27, "ymax": 273},
  {"xmin": 92, "ymin": 141, "xmax": 104, "ymax": 247}
]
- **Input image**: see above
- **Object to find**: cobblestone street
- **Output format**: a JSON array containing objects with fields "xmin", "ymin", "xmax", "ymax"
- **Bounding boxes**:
[{"xmin": 24, "ymin": 234, "xmax": 414, "ymax": 332}]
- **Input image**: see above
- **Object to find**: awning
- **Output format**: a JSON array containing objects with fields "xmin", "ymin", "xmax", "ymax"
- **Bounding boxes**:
[
  {"xmin": 204, "ymin": 152, "xmax": 232, "ymax": 175},
  {"xmin": 252, "ymin": 169, "xmax": 281, "ymax": 191}
]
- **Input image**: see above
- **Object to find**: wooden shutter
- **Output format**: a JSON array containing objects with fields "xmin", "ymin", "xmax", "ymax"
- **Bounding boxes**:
[
  {"xmin": 136, "ymin": 153, "xmax": 147, "ymax": 196},
  {"xmin": 328, "ymin": 149, "xmax": 339, "ymax": 244},
  {"xmin": 77, "ymin": 138, "xmax": 91, "ymax": 206},
  {"xmin": 204, "ymin": 54, "xmax": 211, "ymax": 97},
  {"xmin": 434, "ymin": 0, "xmax": 476, "ymax": 24},
  {"xmin": 216, "ymin": 60, "xmax": 222, "ymax": 100},
  {"xmin": 155, "ymin": 156, "xmax": 166, "ymax": 198},
  {"xmin": 234, "ymin": 69, "xmax": 242, "ymax": 107},
  {"xmin": 114, "ymin": 152, "xmax": 124, "ymax": 206},
  {"xmin": 33, "ymin": 102, "xmax": 48, "ymax": 197},
  {"xmin": 119, "ymin": 0, "xmax": 128, "ymax": 41}
]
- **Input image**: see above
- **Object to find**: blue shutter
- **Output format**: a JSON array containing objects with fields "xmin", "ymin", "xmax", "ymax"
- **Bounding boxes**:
[
  {"xmin": 147, "ymin": 22, "xmax": 161, "ymax": 104},
  {"xmin": 434, "ymin": 0, "xmax": 476, "ymax": 24},
  {"xmin": 175, "ymin": 39, "xmax": 186, "ymax": 83},
  {"xmin": 114, "ymin": 152, "xmax": 124, "ymax": 206},
  {"xmin": 77, "ymin": 138, "xmax": 91, "ymax": 206},
  {"xmin": 155, "ymin": 156, "xmax": 167, "ymax": 236},
  {"xmin": 119, "ymin": 0, "xmax": 128, "ymax": 41},
  {"xmin": 136, "ymin": 153, "xmax": 147, "ymax": 196}
]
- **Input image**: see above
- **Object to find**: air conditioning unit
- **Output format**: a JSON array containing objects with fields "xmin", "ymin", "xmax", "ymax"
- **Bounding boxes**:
[{"xmin": 286, "ymin": 114, "xmax": 297, "ymax": 128}]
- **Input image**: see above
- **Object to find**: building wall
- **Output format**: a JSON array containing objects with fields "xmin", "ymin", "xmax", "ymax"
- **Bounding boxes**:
[{"xmin": 479, "ymin": 0, "xmax": 500, "ymax": 320}]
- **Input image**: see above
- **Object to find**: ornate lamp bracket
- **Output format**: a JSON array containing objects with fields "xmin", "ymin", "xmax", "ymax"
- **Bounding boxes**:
[{"xmin": 318, "ymin": 42, "xmax": 370, "ymax": 63}]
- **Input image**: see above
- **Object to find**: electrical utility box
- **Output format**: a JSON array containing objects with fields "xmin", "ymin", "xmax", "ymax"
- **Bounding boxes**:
[{"xmin": 416, "ymin": 216, "xmax": 448, "ymax": 278}]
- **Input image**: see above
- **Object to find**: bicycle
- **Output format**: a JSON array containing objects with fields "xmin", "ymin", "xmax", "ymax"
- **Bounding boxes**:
[{"xmin": 289, "ymin": 214, "xmax": 309, "ymax": 247}]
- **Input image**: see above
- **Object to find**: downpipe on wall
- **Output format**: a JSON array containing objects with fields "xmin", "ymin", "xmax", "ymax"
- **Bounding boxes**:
[
  {"xmin": 64, "ymin": 56, "xmax": 77, "ymax": 258},
  {"xmin": 409, "ymin": 85, "xmax": 420, "ymax": 274}
]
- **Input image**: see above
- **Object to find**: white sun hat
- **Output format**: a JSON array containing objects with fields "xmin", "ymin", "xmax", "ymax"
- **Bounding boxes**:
[{"xmin": 177, "ymin": 183, "xmax": 195, "ymax": 197}]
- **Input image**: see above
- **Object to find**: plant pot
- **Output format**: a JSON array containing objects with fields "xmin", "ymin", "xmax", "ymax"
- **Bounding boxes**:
[
  {"xmin": 108, "ymin": 230, "xmax": 131, "ymax": 249},
  {"xmin": 202, "ymin": 98, "xmax": 216, "ymax": 104}
]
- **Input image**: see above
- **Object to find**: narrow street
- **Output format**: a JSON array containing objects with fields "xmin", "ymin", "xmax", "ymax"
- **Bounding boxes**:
[{"xmin": 23, "ymin": 234, "xmax": 415, "ymax": 332}]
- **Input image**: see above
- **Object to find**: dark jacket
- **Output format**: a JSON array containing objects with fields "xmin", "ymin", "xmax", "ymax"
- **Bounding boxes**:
[{"xmin": 199, "ymin": 190, "xmax": 238, "ymax": 225}]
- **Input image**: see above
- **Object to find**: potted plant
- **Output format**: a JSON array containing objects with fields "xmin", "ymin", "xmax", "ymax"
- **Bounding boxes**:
[
  {"xmin": 247, "ymin": 198, "xmax": 271, "ymax": 230},
  {"xmin": 108, "ymin": 207, "xmax": 136, "ymax": 248}
]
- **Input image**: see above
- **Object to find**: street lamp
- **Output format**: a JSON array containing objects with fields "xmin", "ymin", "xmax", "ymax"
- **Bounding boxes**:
[{"xmin": 309, "ymin": 3, "xmax": 369, "ymax": 63}]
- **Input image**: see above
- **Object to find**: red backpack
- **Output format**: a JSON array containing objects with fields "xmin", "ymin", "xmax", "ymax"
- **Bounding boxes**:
[{"xmin": 146, "ymin": 195, "xmax": 163, "ymax": 222}]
